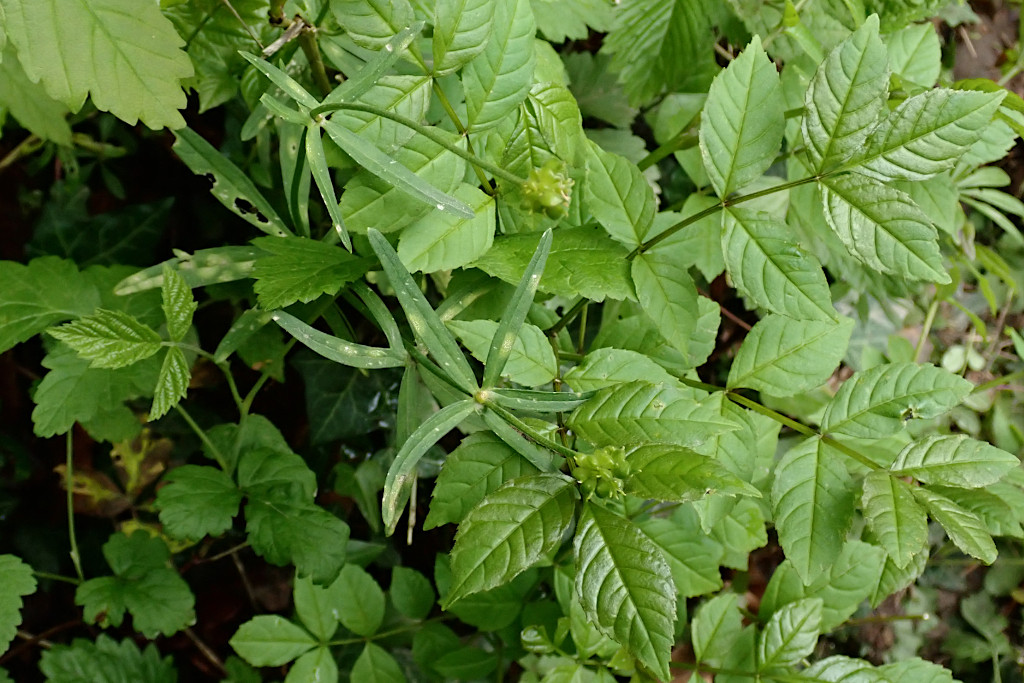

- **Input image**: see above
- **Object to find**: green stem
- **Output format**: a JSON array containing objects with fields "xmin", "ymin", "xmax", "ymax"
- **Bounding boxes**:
[
  {"xmin": 0, "ymin": 134, "xmax": 44, "ymax": 172},
  {"xmin": 431, "ymin": 81, "xmax": 493, "ymax": 191},
  {"xmin": 483, "ymin": 399, "xmax": 579, "ymax": 462},
  {"xmin": 298, "ymin": 24, "xmax": 332, "ymax": 97},
  {"xmin": 269, "ymin": 0, "xmax": 287, "ymax": 23},
  {"xmin": 32, "ymin": 571, "xmax": 81, "ymax": 586},
  {"xmin": 915, "ymin": 297, "xmax": 940, "ymax": 363},
  {"xmin": 65, "ymin": 433, "xmax": 84, "ymax": 583},
  {"xmin": 637, "ymin": 129, "xmax": 698, "ymax": 171},
  {"xmin": 546, "ymin": 298, "xmax": 587, "ymax": 337},
  {"xmin": 328, "ymin": 614, "xmax": 454, "ymax": 646},
  {"xmin": 311, "ymin": 102, "xmax": 528, "ymax": 186},
  {"xmin": 219, "ymin": 0, "xmax": 264, "ymax": 49},
  {"xmin": 175, "ymin": 404, "xmax": 229, "ymax": 472}
]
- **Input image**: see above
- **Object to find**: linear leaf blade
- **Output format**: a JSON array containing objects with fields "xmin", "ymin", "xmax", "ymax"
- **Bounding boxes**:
[
  {"xmin": 820, "ymin": 174, "xmax": 948, "ymax": 283},
  {"xmin": 699, "ymin": 35, "xmax": 784, "ymax": 197},
  {"xmin": 574, "ymin": 503, "xmax": 675, "ymax": 681},
  {"xmin": 272, "ymin": 311, "xmax": 406, "ymax": 369},
  {"xmin": 445, "ymin": 473, "xmax": 577, "ymax": 605},
  {"xmin": 722, "ymin": 208, "xmax": 836, "ymax": 321},
  {"xmin": 448, "ymin": 320, "xmax": 556, "ymax": 387},
  {"xmin": 727, "ymin": 314, "xmax": 853, "ymax": 396}
]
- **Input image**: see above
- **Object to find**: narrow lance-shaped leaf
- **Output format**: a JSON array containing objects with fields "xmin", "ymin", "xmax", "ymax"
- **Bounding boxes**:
[
  {"xmin": 483, "ymin": 229, "xmax": 551, "ymax": 388},
  {"xmin": 368, "ymin": 229, "xmax": 477, "ymax": 391},
  {"xmin": 771, "ymin": 438, "xmax": 856, "ymax": 583},
  {"xmin": 449, "ymin": 320, "xmax": 556, "ymax": 387},
  {"xmin": 890, "ymin": 434, "xmax": 1019, "ymax": 488},
  {"xmin": 727, "ymin": 314, "xmax": 854, "ymax": 397},
  {"xmin": 445, "ymin": 473, "xmax": 577, "ymax": 605},
  {"xmin": 239, "ymin": 52, "xmax": 318, "ymax": 110},
  {"xmin": 722, "ymin": 208, "xmax": 836, "ymax": 321},
  {"xmin": 862, "ymin": 471, "xmax": 928, "ymax": 569},
  {"xmin": 172, "ymin": 129, "xmax": 290, "ymax": 236},
  {"xmin": 820, "ymin": 174, "xmax": 949, "ymax": 283},
  {"xmin": 802, "ymin": 15, "xmax": 889, "ymax": 173},
  {"xmin": 323, "ymin": 23, "xmax": 424, "ymax": 105},
  {"xmin": 821, "ymin": 363, "xmax": 973, "ymax": 438},
  {"xmin": 272, "ymin": 311, "xmax": 407, "ymax": 370},
  {"xmin": 305, "ymin": 128, "xmax": 351, "ymax": 250},
  {"xmin": 574, "ymin": 503, "xmax": 675, "ymax": 681},
  {"xmin": 846, "ymin": 88, "xmax": 1005, "ymax": 181},
  {"xmin": 322, "ymin": 120, "xmax": 473, "ymax": 218},
  {"xmin": 382, "ymin": 399, "xmax": 478, "ymax": 536},
  {"xmin": 699, "ymin": 35, "xmax": 784, "ymax": 197}
]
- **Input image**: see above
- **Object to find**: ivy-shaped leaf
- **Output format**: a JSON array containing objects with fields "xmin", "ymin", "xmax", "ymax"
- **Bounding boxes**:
[
  {"xmin": 574, "ymin": 503, "xmax": 675, "ymax": 681},
  {"xmin": 1, "ymin": 0, "xmax": 193, "ymax": 129}
]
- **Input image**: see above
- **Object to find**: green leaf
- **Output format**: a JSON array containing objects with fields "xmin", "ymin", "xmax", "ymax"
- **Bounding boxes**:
[
  {"xmin": 0, "ymin": 257, "xmax": 100, "ymax": 353},
  {"xmin": 293, "ymin": 576, "xmax": 340, "ymax": 642},
  {"xmin": 0, "ymin": 555, "xmax": 36, "ymax": 657},
  {"xmin": 821, "ymin": 362, "xmax": 973, "ymax": 438},
  {"xmin": 240, "ymin": 52, "xmax": 318, "ymax": 110},
  {"xmin": 351, "ymin": 642, "xmax": 408, "ymax": 683},
  {"xmin": 39, "ymin": 635, "xmax": 175, "ymax": 683},
  {"xmin": 475, "ymin": 227, "xmax": 635, "ymax": 302},
  {"xmin": 563, "ymin": 348, "xmax": 681, "ymax": 393},
  {"xmin": 238, "ymin": 448, "xmax": 317, "ymax": 500},
  {"xmin": 890, "ymin": 435, "xmax": 1018, "ymax": 487},
  {"xmin": 398, "ymin": 185, "xmax": 496, "ymax": 273},
  {"xmin": 624, "ymin": 443, "xmax": 760, "ymax": 503},
  {"xmin": 273, "ymin": 311, "xmax": 406, "ymax": 370},
  {"xmin": 885, "ymin": 23, "xmax": 941, "ymax": 89},
  {"xmin": 31, "ymin": 345, "xmax": 160, "ymax": 439},
  {"xmin": 251, "ymin": 236, "xmax": 372, "ymax": 309},
  {"xmin": 565, "ymin": 52, "xmax": 635, "ymax": 129},
  {"xmin": 390, "ymin": 567, "xmax": 435, "ymax": 620},
  {"xmin": 286, "ymin": 647, "xmax": 338, "ymax": 683},
  {"xmin": 446, "ymin": 473, "xmax": 577, "ymax": 605},
  {"xmin": 449, "ymin": 320, "xmax": 556, "ymax": 387},
  {"xmin": 0, "ymin": 40, "xmax": 71, "ymax": 145},
  {"xmin": 155, "ymin": 465, "xmax": 242, "ymax": 540},
  {"xmin": 383, "ymin": 399, "xmax": 478, "ymax": 536},
  {"xmin": 114, "ymin": 246, "xmax": 263, "ymax": 294},
  {"xmin": 305, "ymin": 128, "xmax": 350, "ymax": 249},
  {"xmin": 329, "ymin": 75, "xmax": 432, "ymax": 149},
  {"xmin": 75, "ymin": 531, "xmax": 195, "ymax": 638},
  {"xmin": 433, "ymin": 0, "xmax": 493, "ymax": 76},
  {"xmin": 727, "ymin": 314, "xmax": 854, "ymax": 396},
  {"xmin": 699, "ymin": 35, "xmax": 784, "ymax": 197},
  {"xmin": 601, "ymin": 0, "xmax": 717, "ymax": 103},
  {"xmin": 820, "ymin": 174, "xmax": 949, "ymax": 283},
  {"xmin": 568, "ymin": 381, "xmax": 736, "ymax": 450},
  {"xmin": 574, "ymin": 503, "xmax": 675, "ymax": 681},
  {"xmin": 333, "ymin": 564, "xmax": 386, "ymax": 636},
  {"xmin": 877, "ymin": 658, "xmax": 957, "ymax": 683},
  {"xmin": 771, "ymin": 439, "xmax": 856, "ymax": 583},
  {"xmin": 691, "ymin": 593, "xmax": 742, "ymax": 666},
  {"xmin": 0, "ymin": 0, "xmax": 192, "ymax": 129},
  {"xmin": 172, "ymin": 128, "xmax": 290, "ymax": 236},
  {"xmin": 368, "ymin": 229, "xmax": 478, "ymax": 391},
  {"xmin": 913, "ymin": 488, "xmax": 996, "ymax": 564},
  {"xmin": 229, "ymin": 615, "xmax": 316, "ymax": 666},
  {"xmin": 802, "ymin": 16, "xmax": 888, "ymax": 173},
  {"xmin": 425, "ymin": 432, "xmax": 541, "ymax": 529},
  {"xmin": 332, "ymin": 0, "xmax": 415, "ymax": 50},
  {"xmin": 637, "ymin": 517, "xmax": 723, "ymax": 598},
  {"xmin": 848, "ymin": 89, "xmax": 1005, "ymax": 181},
  {"xmin": 159, "ymin": 265, "xmax": 196, "ymax": 342},
  {"xmin": 462, "ymin": 0, "xmax": 536, "ymax": 131},
  {"xmin": 150, "ymin": 347, "xmax": 190, "ymax": 420},
  {"xmin": 585, "ymin": 141, "xmax": 655, "ymax": 248},
  {"xmin": 47, "ymin": 309, "xmax": 162, "ymax": 369},
  {"xmin": 340, "ymin": 132, "xmax": 467, "ymax": 235},
  {"xmin": 531, "ymin": 0, "xmax": 613, "ymax": 43},
  {"xmin": 862, "ymin": 471, "xmax": 928, "ymax": 569},
  {"xmin": 722, "ymin": 208, "xmax": 836, "ymax": 321},
  {"xmin": 244, "ymin": 496, "xmax": 349, "ymax": 584},
  {"xmin": 757, "ymin": 598, "xmax": 822, "ymax": 672},
  {"xmin": 483, "ymin": 228, "xmax": 551, "ymax": 389},
  {"xmin": 631, "ymin": 250, "xmax": 701, "ymax": 361}
]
